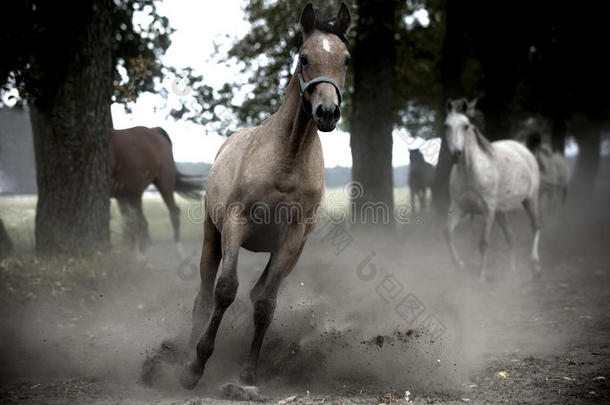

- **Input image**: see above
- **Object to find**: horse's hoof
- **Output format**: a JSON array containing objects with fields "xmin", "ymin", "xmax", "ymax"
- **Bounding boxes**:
[
  {"xmin": 532, "ymin": 265, "xmax": 542, "ymax": 280},
  {"xmin": 140, "ymin": 356, "xmax": 158, "ymax": 387},
  {"xmin": 175, "ymin": 241, "xmax": 185, "ymax": 258},
  {"xmin": 239, "ymin": 367, "xmax": 256, "ymax": 386},
  {"xmin": 219, "ymin": 383, "xmax": 266, "ymax": 401},
  {"xmin": 532, "ymin": 262, "xmax": 542, "ymax": 280},
  {"xmin": 179, "ymin": 362, "xmax": 203, "ymax": 390}
]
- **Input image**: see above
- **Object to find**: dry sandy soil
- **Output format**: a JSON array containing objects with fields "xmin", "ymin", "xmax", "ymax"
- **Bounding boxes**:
[{"xmin": 1, "ymin": 202, "xmax": 609, "ymax": 404}]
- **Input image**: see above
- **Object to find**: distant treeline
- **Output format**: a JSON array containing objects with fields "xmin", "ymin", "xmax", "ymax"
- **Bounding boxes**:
[{"xmin": 177, "ymin": 162, "xmax": 410, "ymax": 188}]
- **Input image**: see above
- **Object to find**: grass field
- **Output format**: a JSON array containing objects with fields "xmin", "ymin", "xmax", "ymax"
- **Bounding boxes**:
[
  {"xmin": 0, "ymin": 187, "xmax": 417, "ymax": 251},
  {"xmin": 0, "ymin": 187, "xmax": 417, "ymax": 302}
]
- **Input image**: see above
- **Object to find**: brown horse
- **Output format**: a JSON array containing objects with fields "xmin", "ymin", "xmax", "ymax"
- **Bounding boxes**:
[
  {"xmin": 408, "ymin": 148, "xmax": 435, "ymax": 214},
  {"xmin": 140, "ymin": 3, "xmax": 351, "ymax": 390},
  {"xmin": 110, "ymin": 126, "xmax": 201, "ymax": 256}
]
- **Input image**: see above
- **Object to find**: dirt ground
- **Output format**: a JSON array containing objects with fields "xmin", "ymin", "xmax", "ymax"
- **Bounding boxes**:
[{"xmin": 1, "ymin": 196, "xmax": 609, "ymax": 404}]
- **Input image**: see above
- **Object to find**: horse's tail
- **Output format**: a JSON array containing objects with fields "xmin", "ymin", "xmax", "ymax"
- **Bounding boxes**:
[{"xmin": 175, "ymin": 169, "xmax": 204, "ymax": 200}]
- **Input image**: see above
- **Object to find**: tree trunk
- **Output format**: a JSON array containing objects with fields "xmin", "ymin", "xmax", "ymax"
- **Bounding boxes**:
[
  {"xmin": 572, "ymin": 124, "xmax": 601, "ymax": 199},
  {"xmin": 432, "ymin": 0, "xmax": 465, "ymax": 215},
  {"xmin": 350, "ymin": 0, "xmax": 397, "ymax": 226},
  {"xmin": 551, "ymin": 115, "xmax": 566, "ymax": 153},
  {"xmin": 31, "ymin": 0, "xmax": 113, "ymax": 255}
]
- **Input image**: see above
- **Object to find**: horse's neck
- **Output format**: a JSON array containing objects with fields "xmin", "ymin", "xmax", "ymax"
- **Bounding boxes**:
[
  {"xmin": 461, "ymin": 128, "xmax": 490, "ymax": 173},
  {"xmin": 272, "ymin": 71, "xmax": 318, "ymax": 160}
]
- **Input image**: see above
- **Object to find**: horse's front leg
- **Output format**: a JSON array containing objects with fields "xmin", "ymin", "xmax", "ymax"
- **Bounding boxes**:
[
  {"xmin": 240, "ymin": 224, "xmax": 306, "ymax": 386},
  {"xmin": 117, "ymin": 198, "xmax": 137, "ymax": 252},
  {"xmin": 496, "ymin": 211, "xmax": 516, "ymax": 274},
  {"xmin": 479, "ymin": 209, "xmax": 496, "ymax": 282},
  {"xmin": 180, "ymin": 219, "xmax": 250, "ymax": 390},
  {"xmin": 133, "ymin": 196, "xmax": 150, "ymax": 259},
  {"xmin": 189, "ymin": 214, "xmax": 222, "ymax": 348},
  {"xmin": 445, "ymin": 202, "xmax": 465, "ymax": 270}
]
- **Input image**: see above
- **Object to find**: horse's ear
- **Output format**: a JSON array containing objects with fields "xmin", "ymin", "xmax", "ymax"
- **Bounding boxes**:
[
  {"xmin": 446, "ymin": 99, "xmax": 453, "ymax": 112},
  {"xmin": 336, "ymin": 3, "xmax": 351, "ymax": 35},
  {"xmin": 300, "ymin": 3, "xmax": 316, "ymax": 36},
  {"xmin": 468, "ymin": 97, "xmax": 479, "ymax": 109},
  {"xmin": 458, "ymin": 99, "xmax": 468, "ymax": 114}
]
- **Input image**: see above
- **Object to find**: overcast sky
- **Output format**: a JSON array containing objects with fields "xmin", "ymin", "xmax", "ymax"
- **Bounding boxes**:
[{"xmin": 111, "ymin": 0, "xmax": 441, "ymax": 166}]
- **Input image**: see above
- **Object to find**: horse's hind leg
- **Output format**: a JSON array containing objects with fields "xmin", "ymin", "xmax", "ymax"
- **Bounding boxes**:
[
  {"xmin": 523, "ymin": 197, "xmax": 542, "ymax": 278},
  {"xmin": 496, "ymin": 211, "xmax": 516, "ymax": 274},
  {"xmin": 240, "ymin": 225, "xmax": 306, "ymax": 385},
  {"xmin": 180, "ymin": 221, "xmax": 249, "ymax": 390},
  {"xmin": 445, "ymin": 202, "xmax": 465, "ymax": 270},
  {"xmin": 410, "ymin": 187, "xmax": 417, "ymax": 216},
  {"xmin": 156, "ymin": 180, "xmax": 183, "ymax": 256},
  {"xmin": 189, "ymin": 214, "xmax": 222, "ymax": 347},
  {"xmin": 478, "ymin": 210, "xmax": 496, "ymax": 282}
]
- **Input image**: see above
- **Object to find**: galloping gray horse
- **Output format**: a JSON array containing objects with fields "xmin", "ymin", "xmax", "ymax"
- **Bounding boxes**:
[{"xmin": 444, "ymin": 99, "xmax": 542, "ymax": 281}]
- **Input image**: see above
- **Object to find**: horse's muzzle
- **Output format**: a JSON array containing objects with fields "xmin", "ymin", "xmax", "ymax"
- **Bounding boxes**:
[
  {"xmin": 451, "ymin": 150, "xmax": 463, "ymax": 162},
  {"xmin": 314, "ymin": 103, "xmax": 340, "ymax": 132}
]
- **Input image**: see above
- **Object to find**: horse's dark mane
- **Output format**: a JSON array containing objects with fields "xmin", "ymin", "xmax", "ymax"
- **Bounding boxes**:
[
  {"xmin": 155, "ymin": 127, "xmax": 172, "ymax": 145},
  {"xmin": 472, "ymin": 125, "xmax": 493, "ymax": 155},
  {"xmin": 522, "ymin": 128, "xmax": 542, "ymax": 152},
  {"xmin": 315, "ymin": 18, "xmax": 348, "ymax": 44}
]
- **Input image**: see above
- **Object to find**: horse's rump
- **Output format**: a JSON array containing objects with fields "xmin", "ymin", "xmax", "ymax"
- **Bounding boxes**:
[{"xmin": 110, "ymin": 127, "xmax": 169, "ymax": 197}]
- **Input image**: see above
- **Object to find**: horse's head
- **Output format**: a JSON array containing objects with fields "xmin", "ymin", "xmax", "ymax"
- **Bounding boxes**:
[
  {"xmin": 298, "ymin": 3, "xmax": 351, "ymax": 132},
  {"xmin": 409, "ymin": 148, "xmax": 424, "ymax": 164},
  {"xmin": 444, "ymin": 98, "xmax": 473, "ymax": 162}
]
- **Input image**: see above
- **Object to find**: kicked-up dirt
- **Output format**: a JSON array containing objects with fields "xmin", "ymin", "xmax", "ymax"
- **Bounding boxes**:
[{"xmin": 1, "ymin": 200, "xmax": 609, "ymax": 404}]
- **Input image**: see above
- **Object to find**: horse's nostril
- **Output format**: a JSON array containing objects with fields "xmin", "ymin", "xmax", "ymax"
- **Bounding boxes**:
[
  {"xmin": 333, "ymin": 105, "xmax": 340, "ymax": 120},
  {"xmin": 315, "ymin": 105, "xmax": 324, "ymax": 119}
]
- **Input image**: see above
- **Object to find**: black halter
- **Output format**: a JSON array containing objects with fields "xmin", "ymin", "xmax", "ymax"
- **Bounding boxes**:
[{"xmin": 297, "ymin": 58, "xmax": 343, "ymax": 117}]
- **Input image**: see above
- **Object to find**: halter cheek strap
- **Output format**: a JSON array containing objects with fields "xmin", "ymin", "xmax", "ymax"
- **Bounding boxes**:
[{"xmin": 297, "ymin": 60, "xmax": 343, "ymax": 117}]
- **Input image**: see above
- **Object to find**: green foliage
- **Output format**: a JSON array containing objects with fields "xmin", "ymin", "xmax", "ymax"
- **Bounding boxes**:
[
  {"xmin": 394, "ymin": 0, "xmax": 444, "ymax": 137},
  {"xmin": 185, "ymin": 0, "xmax": 444, "ymax": 138},
  {"xmin": 194, "ymin": 0, "xmax": 359, "ymax": 132},
  {"xmin": 0, "ymin": 0, "xmax": 174, "ymax": 108},
  {"xmin": 110, "ymin": 0, "xmax": 174, "ymax": 104}
]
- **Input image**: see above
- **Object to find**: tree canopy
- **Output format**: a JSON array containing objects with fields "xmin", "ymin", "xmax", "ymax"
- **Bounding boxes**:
[
  {"xmin": 171, "ymin": 0, "xmax": 445, "ymax": 138},
  {"xmin": 0, "ymin": 0, "xmax": 173, "ymax": 108}
]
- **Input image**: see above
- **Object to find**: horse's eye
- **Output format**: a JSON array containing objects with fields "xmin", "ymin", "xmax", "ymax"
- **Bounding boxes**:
[
  {"xmin": 344, "ymin": 56, "xmax": 351, "ymax": 66},
  {"xmin": 463, "ymin": 124, "xmax": 469, "ymax": 131},
  {"xmin": 300, "ymin": 54, "xmax": 309, "ymax": 66}
]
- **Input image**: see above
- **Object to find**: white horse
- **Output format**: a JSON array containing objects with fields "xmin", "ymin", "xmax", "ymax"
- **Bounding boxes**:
[
  {"xmin": 522, "ymin": 129, "xmax": 570, "ymax": 212},
  {"xmin": 444, "ymin": 99, "xmax": 542, "ymax": 281}
]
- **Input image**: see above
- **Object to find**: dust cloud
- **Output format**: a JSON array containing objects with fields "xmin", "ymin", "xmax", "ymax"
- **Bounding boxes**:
[{"xmin": 1, "ymin": 181, "xmax": 608, "ymax": 402}]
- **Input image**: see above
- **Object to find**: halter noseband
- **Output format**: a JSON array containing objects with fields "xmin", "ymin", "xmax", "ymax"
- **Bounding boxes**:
[{"xmin": 297, "ymin": 58, "xmax": 343, "ymax": 117}]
